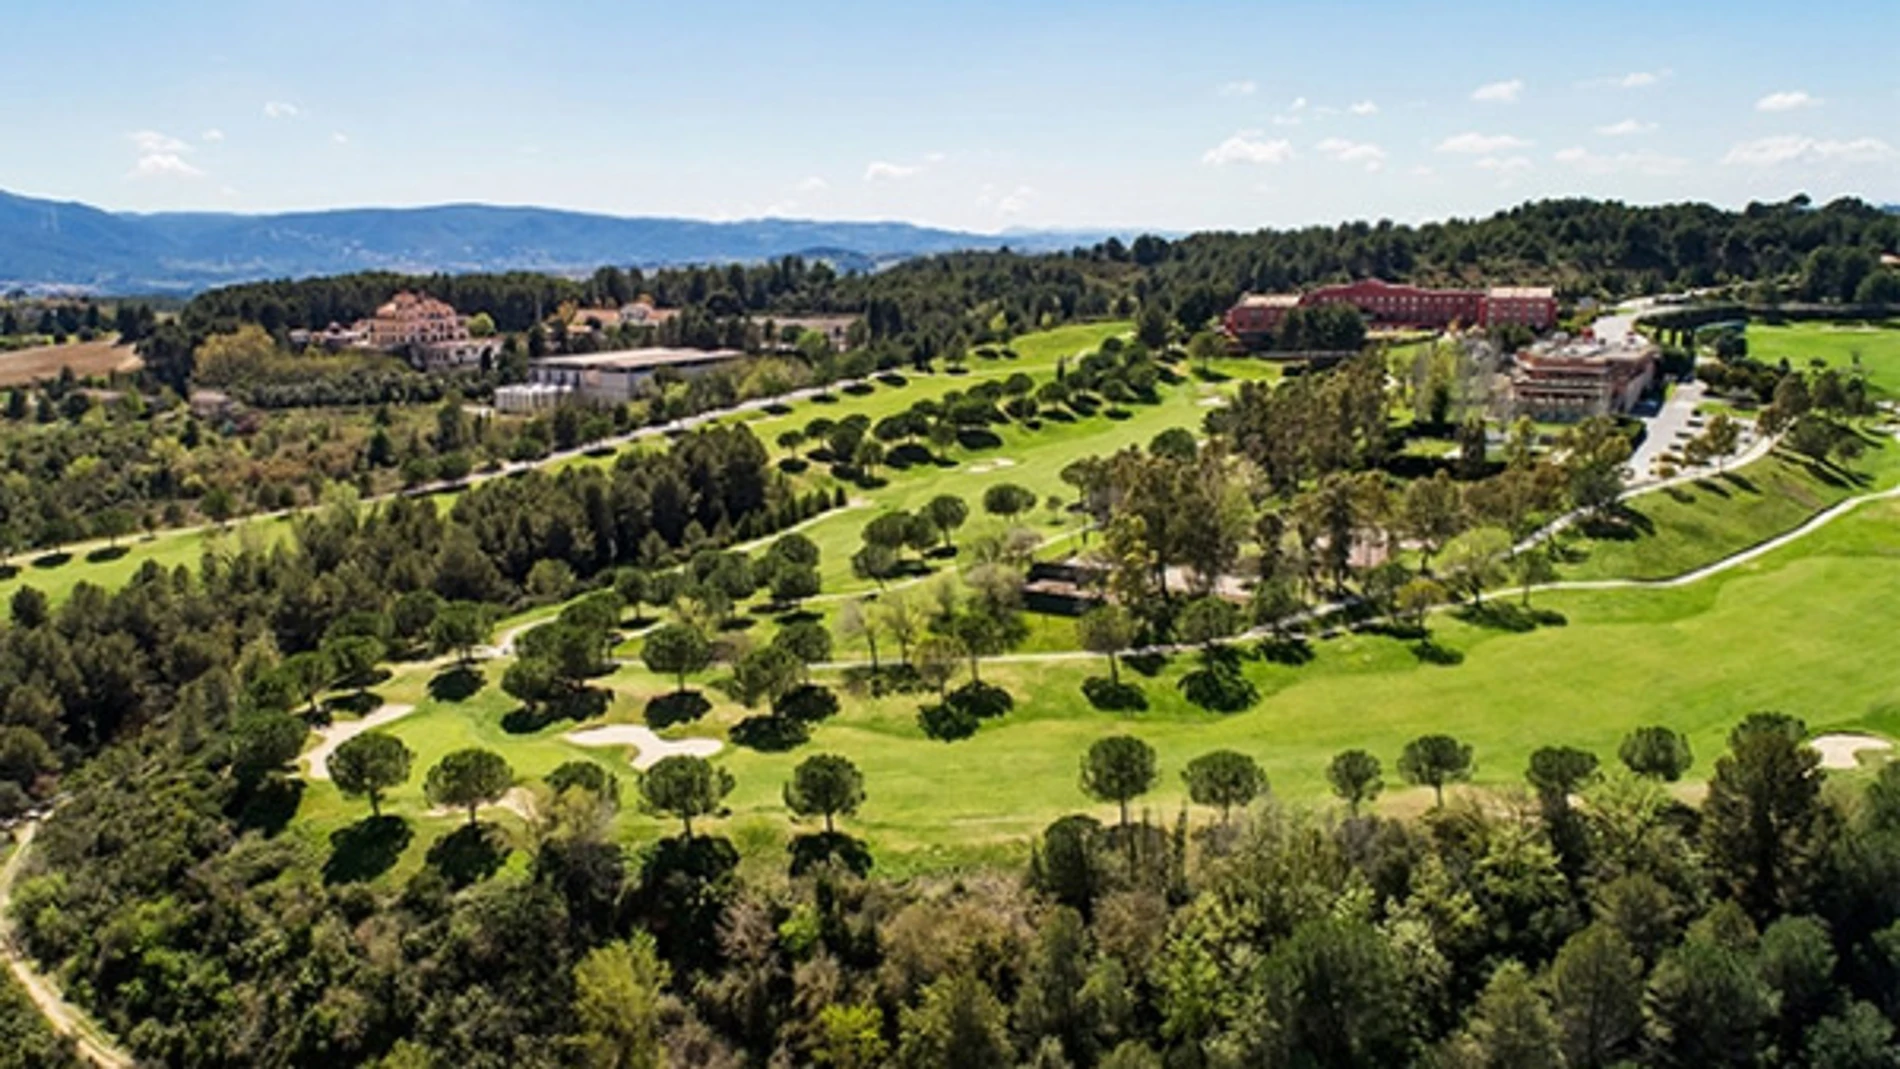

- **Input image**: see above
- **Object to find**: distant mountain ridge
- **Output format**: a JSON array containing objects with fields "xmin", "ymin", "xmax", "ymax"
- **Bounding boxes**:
[{"xmin": 0, "ymin": 189, "xmax": 1124, "ymax": 295}]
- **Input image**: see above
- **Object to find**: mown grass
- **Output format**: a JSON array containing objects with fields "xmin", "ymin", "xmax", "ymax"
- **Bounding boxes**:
[
  {"xmin": 1746, "ymin": 321, "xmax": 1900, "ymax": 397},
  {"xmin": 1556, "ymin": 424, "xmax": 1900, "ymax": 582},
  {"xmin": 300, "ymin": 495, "xmax": 1900, "ymax": 878}
]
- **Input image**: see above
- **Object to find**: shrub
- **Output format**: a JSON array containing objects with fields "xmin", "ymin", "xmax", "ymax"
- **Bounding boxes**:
[
  {"xmin": 945, "ymin": 680, "xmax": 1014, "ymax": 720},
  {"xmin": 1082, "ymin": 676, "xmax": 1148, "ymax": 712},
  {"xmin": 730, "ymin": 714, "xmax": 810, "ymax": 752},
  {"xmin": 774, "ymin": 683, "xmax": 841, "ymax": 723},
  {"xmin": 917, "ymin": 701, "xmax": 980, "ymax": 741}
]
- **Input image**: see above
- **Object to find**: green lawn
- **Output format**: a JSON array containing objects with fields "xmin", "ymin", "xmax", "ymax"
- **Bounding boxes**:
[
  {"xmin": 296, "ymin": 492, "xmax": 1900, "ymax": 877},
  {"xmin": 0, "ymin": 515, "xmax": 300, "ymax": 608},
  {"xmin": 1746, "ymin": 321, "xmax": 1900, "ymax": 397},
  {"xmin": 1557, "ymin": 426, "xmax": 1900, "ymax": 582}
]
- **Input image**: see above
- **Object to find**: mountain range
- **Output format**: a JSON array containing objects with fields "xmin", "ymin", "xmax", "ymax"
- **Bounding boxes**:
[{"xmin": 0, "ymin": 189, "xmax": 1124, "ymax": 295}]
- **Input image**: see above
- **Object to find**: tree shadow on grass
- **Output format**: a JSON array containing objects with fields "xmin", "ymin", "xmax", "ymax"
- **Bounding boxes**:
[
  {"xmin": 731, "ymin": 714, "xmax": 810, "ymax": 752},
  {"xmin": 1454, "ymin": 602, "xmax": 1537, "ymax": 634},
  {"xmin": 85, "ymin": 545, "xmax": 130, "ymax": 564},
  {"xmin": 1258, "ymin": 636, "xmax": 1316, "ymax": 666},
  {"xmin": 788, "ymin": 832, "xmax": 874, "ymax": 877},
  {"xmin": 842, "ymin": 382, "xmax": 875, "ymax": 397},
  {"xmin": 1720, "ymin": 471, "xmax": 1759, "ymax": 495},
  {"xmin": 1082, "ymin": 677, "xmax": 1148, "ymax": 712},
  {"xmin": 429, "ymin": 665, "xmax": 486, "ymax": 703},
  {"xmin": 1122, "ymin": 651, "xmax": 1171, "ymax": 678},
  {"xmin": 1577, "ymin": 506, "xmax": 1653, "ymax": 541},
  {"xmin": 647, "ymin": 690, "xmax": 712, "ymax": 728},
  {"xmin": 426, "ymin": 823, "xmax": 511, "ymax": 888},
  {"xmin": 777, "ymin": 457, "xmax": 810, "ymax": 476},
  {"xmin": 0, "ymin": 564, "xmax": 15, "ymax": 581},
  {"xmin": 31, "ymin": 551, "xmax": 70, "ymax": 570},
  {"xmin": 324, "ymin": 815, "xmax": 414, "ymax": 884},
  {"xmin": 956, "ymin": 428, "xmax": 1004, "ymax": 451},
  {"xmin": 502, "ymin": 687, "xmax": 609, "ymax": 734},
  {"xmin": 1411, "ymin": 639, "xmax": 1465, "ymax": 666},
  {"xmin": 323, "ymin": 691, "xmax": 383, "ymax": 717}
]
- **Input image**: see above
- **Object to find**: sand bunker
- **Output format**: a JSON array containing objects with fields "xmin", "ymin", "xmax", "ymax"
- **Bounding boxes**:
[
  {"xmin": 1812, "ymin": 733, "xmax": 1893, "ymax": 770},
  {"xmin": 966, "ymin": 458, "xmax": 1019, "ymax": 475},
  {"xmin": 564, "ymin": 724, "xmax": 723, "ymax": 770},
  {"xmin": 303, "ymin": 705, "xmax": 417, "ymax": 781},
  {"xmin": 1196, "ymin": 396, "xmax": 1228, "ymax": 408}
]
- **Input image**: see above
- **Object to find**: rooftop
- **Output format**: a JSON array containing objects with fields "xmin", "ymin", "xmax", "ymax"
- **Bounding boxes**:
[
  {"xmin": 1237, "ymin": 293, "xmax": 1301, "ymax": 308},
  {"xmin": 534, "ymin": 347, "xmax": 744, "ymax": 372},
  {"xmin": 1487, "ymin": 286, "xmax": 1557, "ymax": 300}
]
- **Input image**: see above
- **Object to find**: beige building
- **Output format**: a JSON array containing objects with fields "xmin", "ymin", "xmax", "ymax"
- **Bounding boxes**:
[{"xmin": 1504, "ymin": 336, "xmax": 1659, "ymax": 420}]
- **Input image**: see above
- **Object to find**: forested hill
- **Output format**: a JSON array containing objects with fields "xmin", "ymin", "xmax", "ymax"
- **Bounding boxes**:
[{"xmin": 0, "ymin": 189, "xmax": 1116, "ymax": 294}]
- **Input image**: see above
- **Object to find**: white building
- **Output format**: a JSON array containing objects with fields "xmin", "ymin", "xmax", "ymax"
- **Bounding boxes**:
[
  {"xmin": 494, "ymin": 382, "xmax": 570, "ymax": 414},
  {"xmin": 528, "ymin": 348, "xmax": 744, "ymax": 406}
]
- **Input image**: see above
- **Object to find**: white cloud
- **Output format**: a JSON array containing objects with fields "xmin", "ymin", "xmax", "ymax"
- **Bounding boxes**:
[
  {"xmin": 1553, "ymin": 146, "xmax": 1688, "ymax": 175},
  {"xmin": 1472, "ymin": 79, "xmax": 1524, "ymax": 103},
  {"xmin": 1287, "ymin": 96, "xmax": 1308, "ymax": 111},
  {"xmin": 1437, "ymin": 131, "xmax": 1531, "ymax": 154},
  {"xmin": 1596, "ymin": 118, "xmax": 1658, "ymax": 137},
  {"xmin": 1475, "ymin": 155, "xmax": 1533, "ymax": 174},
  {"xmin": 1201, "ymin": 131, "xmax": 1295, "ymax": 166},
  {"xmin": 1616, "ymin": 69, "xmax": 1670, "ymax": 89},
  {"xmin": 1722, "ymin": 135, "xmax": 1897, "ymax": 167},
  {"xmin": 129, "ymin": 130, "xmax": 189, "ymax": 154},
  {"xmin": 1270, "ymin": 114, "xmax": 1302, "ymax": 127},
  {"xmin": 1748, "ymin": 90, "xmax": 1824, "ymax": 113},
  {"xmin": 1756, "ymin": 90, "xmax": 1820, "ymax": 112},
  {"xmin": 263, "ymin": 100, "xmax": 300, "ymax": 119},
  {"xmin": 864, "ymin": 160, "xmax": 920, "ymax": 181},
  {"xmin": 797, "ymin": 176, "xmax": 829, "ymax": 192},
  {"xmin": 1348, "ymin": 100, "xmax": 1379, "ymax": 116},
  {"xmin": 201, "ymin": 128, "xmax": 225, "ymax": 143},
  {"xmin": 923, "ymin": 151, "xmax": 948, "ymax": 164},
  {"xmin": 1316, "ymin": 137, "xmax": 1387, "ymax": 171},
  {"xmin": 129, "ymin": 153, "xmax": 204, "ymax": 179},
  {"xmin": 1410, "ymin": 165, "xmax": 1436, "ymax": 177},
  {"xmin": 1218, "ymin": 79, "xmax": 1256, "ymax": 97},
  {"xmin": 331, "ymin": 131, "xmax": 349, "ymax": 145}
]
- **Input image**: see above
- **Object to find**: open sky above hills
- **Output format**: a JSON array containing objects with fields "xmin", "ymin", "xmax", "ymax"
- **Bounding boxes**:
[{"xmin": 3, "ymin": 0, "xmax": 1895, "ymax": 233}]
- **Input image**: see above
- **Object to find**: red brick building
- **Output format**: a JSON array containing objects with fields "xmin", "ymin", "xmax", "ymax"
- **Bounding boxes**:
[{"xmin": 1223, "ymin": 278, "xmax": 1557, "ymax": 347}]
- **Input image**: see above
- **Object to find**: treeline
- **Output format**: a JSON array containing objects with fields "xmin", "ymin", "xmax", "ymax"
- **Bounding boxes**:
[
  {"xmin": 18, "ymin": 694, "xmax": 1900, "ymax": 1067},
  {"xmin": 0, "ymin": 423, "xmax": 800, "ymax": 813}
]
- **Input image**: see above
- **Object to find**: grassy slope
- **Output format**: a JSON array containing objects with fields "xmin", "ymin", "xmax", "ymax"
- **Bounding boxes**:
[{"xmin": 1558, "ymin": 428, "xmax": 1900, "ymax": 581}]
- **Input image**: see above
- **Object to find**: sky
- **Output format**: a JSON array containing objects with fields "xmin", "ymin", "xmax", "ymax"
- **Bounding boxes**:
[{"xmin": 2, "ymin": 0, "xmax": 1896, "ymax": 234}]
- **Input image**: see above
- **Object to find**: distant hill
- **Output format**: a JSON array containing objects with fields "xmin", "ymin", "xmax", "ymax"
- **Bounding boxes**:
[{"xmin": 0, "ymin": 189, "xmax": 1123, "ymax": 295}]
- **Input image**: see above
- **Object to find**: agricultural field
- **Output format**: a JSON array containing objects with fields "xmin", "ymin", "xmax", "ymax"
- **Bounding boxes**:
[{"xmin": 0, "ymin": 337, "xmax": 139, "ymax": 387}]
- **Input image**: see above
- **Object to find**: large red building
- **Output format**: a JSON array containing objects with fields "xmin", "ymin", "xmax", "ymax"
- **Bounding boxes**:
[{"xmin": 1224, "ymin": 278, "xmax": 1557, "ymax": 348}]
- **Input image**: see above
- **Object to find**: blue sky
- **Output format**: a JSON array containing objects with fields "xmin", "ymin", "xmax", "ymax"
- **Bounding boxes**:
[{"xmin": 3, "ymin": 0, "xmax": 1895, "ymax": 232}]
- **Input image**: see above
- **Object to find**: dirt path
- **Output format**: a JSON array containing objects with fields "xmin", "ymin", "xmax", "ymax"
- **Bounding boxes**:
[
  {"xmin": 302, "ymin": 704, "xmax": 418, "ymax": 780},
  {"xmin": 0, "ymin": 823, "xmax": 136, "ymax": 1069}
]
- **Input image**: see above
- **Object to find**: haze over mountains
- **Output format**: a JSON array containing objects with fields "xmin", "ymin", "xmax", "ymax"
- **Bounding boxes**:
[{"xmin": 0, "ymin": 189, "xmax": 1122, "ymax": 295}]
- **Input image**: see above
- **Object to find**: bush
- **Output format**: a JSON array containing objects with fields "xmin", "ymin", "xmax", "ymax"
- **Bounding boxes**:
[
  {"xmin": 945, "ymin": 680, "xmax": 1014, "ymax": 720},
  {"xmin": 774, "ymin": 683, "xmax": 841, "ymax": 723},
  {"xmin": 1082, "ymin": 676, "xmax": 1148, "ymax": 712},
  {"xmin": 917, "ymin": 701, "xmax": 980, "ymax": 741},
  {"xmin": 731, "ymin": 714, "xmax": 810, "ymax": 752}
]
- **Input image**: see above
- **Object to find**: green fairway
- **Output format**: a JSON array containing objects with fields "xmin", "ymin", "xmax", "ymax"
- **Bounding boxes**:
[
  {"xmin": 0, "ymin": 516, "xmax": 299, "ymax": 608},
  {"xmin": 1745, "ymin": 321, "xmax": 1900, "ymax": 397},
  {"xmin": 296, "ymin": 492, "xmax": 1900, "ymax": 877},
  {"xmin": 1557, "ymin": 428, "xmax": 1900, "ymax": 581}
]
